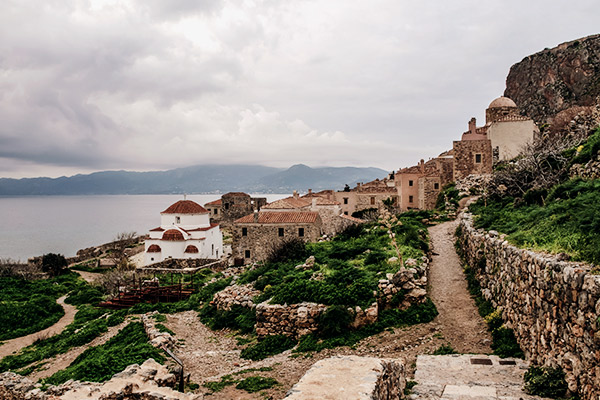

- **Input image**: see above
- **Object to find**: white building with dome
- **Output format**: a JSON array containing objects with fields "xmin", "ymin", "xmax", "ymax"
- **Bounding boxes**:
[{"xmin": 144, "ymin": 199, "xmax": 223, "ymax": 266}]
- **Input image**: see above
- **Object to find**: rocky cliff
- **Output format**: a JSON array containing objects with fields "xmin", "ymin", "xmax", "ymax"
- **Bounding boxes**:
[{"xmin": 504, "ymin": 34, "xmax": 600, "ymax": 132}]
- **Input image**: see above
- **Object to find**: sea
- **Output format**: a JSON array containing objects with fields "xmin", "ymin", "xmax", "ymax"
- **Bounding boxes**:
[{"xmin": 0, "ymin": 194, "xmax": 289, "ymax": 262}]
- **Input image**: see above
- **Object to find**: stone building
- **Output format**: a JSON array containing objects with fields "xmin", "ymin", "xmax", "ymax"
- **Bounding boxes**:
[
  {"xmin": 333, "ymin": 178, "xmax": 398, "ymax": 216},
  {"xmin": 207, "ymin": 192, "xmax": 267, "ymax": 225},
  {"xmin": 453, "ymin": 96, "xmax": 539, "ymax": 180},
  {"xmin": 395, "ymin": 156, "xmax": 454, "ymax": 211},
  {"xmin": 231, "ymin": 211, "xmax": 323, "ymax": 264},
  {"xmin": 144, "ymin": 199, "xmax": 223, "ymax": 265},
  {"xmin": 260, "ymin": 191, "xmax": 359, "ymax": 236}
]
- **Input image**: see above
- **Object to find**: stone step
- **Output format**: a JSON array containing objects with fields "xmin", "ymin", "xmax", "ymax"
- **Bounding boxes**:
[{"xmin": 409, "ymin": 354, "xmax": 546, "ymax": 400}]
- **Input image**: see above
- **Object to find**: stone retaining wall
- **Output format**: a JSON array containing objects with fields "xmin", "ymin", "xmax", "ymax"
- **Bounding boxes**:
[
  {"xmin": 140, "ymin": 258, "xmax": 228, "ymax": 271},
  {"xmin": 212, "ymin": 283, "xmax": 261, "ymax": 310},
  {"xmin": 457, "ymin": 212, "xmax": 600, "ymax": 400},
  {"xmin": 255, "ymin": 302, "xmax": 328, "ymax": 338}
]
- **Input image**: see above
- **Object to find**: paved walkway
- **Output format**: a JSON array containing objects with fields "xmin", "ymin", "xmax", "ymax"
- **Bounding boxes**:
[
  {"xmin": 0, "ymin": 295, "xmax": 77, "ymax": 359},
  {"xmin": 409, "ymin": 354, "xmax": 544, "ymax": 400}
]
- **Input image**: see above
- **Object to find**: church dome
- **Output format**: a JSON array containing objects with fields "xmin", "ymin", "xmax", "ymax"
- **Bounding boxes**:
[
  {"xmin": 162, "ymin": 200, "xmax": 208, "ymax": 214},
  {"xmin": 488, "ymin": 96, "xmax": 517, "ymax": 109},
  {"xmin": 162, "ymin": 229, "xmax": 185, "ymax": 241}
]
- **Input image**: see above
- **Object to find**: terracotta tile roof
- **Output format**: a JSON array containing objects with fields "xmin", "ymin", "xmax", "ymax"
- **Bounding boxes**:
[
  {"xmin": 313, "ymin": 198, "xmax": 340, "ymax": 205},
  {"xmin": 262, "ymin": 197, "xmax": 311, "ymax": 209},
  {"xmin": 340, "ymin": 214, "xmax": 365, "ymax": 223},
  {"xmin": 149, "ymin": 227, "xmax": 165, "ymax": 232},
  {"xmin": 222, "ymin": 192, "xmax": 250, "ymax": 197},
  {"xmin": 162, "ymin": 200, "xmax": 208, "ymax": 214},
  {"xmin": 204, "ymin": 199, "xmax": 222, "ymax": 206},
  {"xmin": 184, "ymin": 245, "xmax": 199, "ymax": 253},
  {"xmin": 235, "ymin": 211, "xmax": 320, "ymax": 224},
  {"xmin": 162, "ymin": 229, "xmax": 185, "ymax": 241},
  {"xmin": 183, "ymin": 223, "xmax": 220, "ymax": 232},
  {"xmin": 147, "ymin": 244, "xmax": 162, "ymax": 252}
]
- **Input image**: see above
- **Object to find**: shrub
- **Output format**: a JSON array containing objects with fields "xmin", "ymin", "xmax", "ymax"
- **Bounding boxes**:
[
  {"xmin": 318, "ymin": 305, "xmax": 354, "ymax": 338},
  {"xmin": 236, "ymin": 376, "xmax": 279, "ymax": 393},
  {"xmin": 240, "ymin": 335, "xmax": 297, "ymax": 360},
  {"xmin": 491, "ymin": 327, "xmax": 524, "ymax": 358},
  {"xmin": 432, "ymin": 344, "xmax": 457, "ymax": 355},
  {"xmin": 199, "ymin": 304, "xmax": 256, "ymax": 334},
  {"xmin": 41, "ymin": 253, "xmax": 68, "ymax": 277},
  {"xmin": 524, "ymin": 366, "xmax": 568, "ymax": 398},
  {"xmin": 266, "ymin": 238, "xmax": 308, "ymax": 264}
]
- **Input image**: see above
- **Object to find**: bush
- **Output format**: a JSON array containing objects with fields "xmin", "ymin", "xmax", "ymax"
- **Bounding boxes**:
[
  {"xmin": 267, "ymin": 238, "xmax": 308, "ymax": 264},
  {"xmin": 41, "ymin": 253, "xmax": 68, "ymax": 277},
  {"xmin": 199, "ymin": 304, "xmax": 256, "ymax": 334},
  {"xmin": 524, "ymin": 366, "xmax": 568, "ymax": 398},
  {"xmin": 240, "ymin": 335, "xmax": 297, "ymax": 361},
  {"xmin": 432, "ymin": 344, "xmax": 457, "ymax": 355},
  {"xmin": 318, "ymin": 305, "xmax": 354, "ymax": 338}
]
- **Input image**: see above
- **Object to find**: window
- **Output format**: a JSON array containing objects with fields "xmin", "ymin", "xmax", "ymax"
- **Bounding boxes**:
[
  {"xmin": 244, "ymin": 250, "xmax": 251, "ymax": 258},
  {"xmin": 370, "ymin": 197, "xmax": 375, "ymax": 205},
  {"xmin": 344, "ymin": 211, "xmax": 348, "ymax": 215},
  {"xmin": 298, "ymin": 228, "xmax": 305, "ymax": 237},
  {"xmin": 409, "ymin": 180, "xmax": 413, "ymax": 187},
  {"xmin": 214, "ymin": 209, "xmax": 219, "ymax": 215},
  {"xmin": 242, "ymin": 227, "xmax": 248, "ymax": 236},
  {"xmin": 409, "ymin": 195, "xmax": 414, "ymax": 203},
  {"xmin": 278, "ymin": 228, "xmax": 284, "ymax": 237},
  {"xmin": 343, "ymin": 197, "xmax": 349, "ymax": 205},
  {"xmin": 175, "ymin": 216, "xmax": 181, "ymax": 224},
  {"xmin": 225, "ymin": 203, "xmax": 230, "ymax": 210},
  {"xmin": 434, "ymin": 183, "xmax": 439, "ymax": 190},
  {"xmin": 475, "ymin": 154, "xmax": 482, "ymax": 163},
  {"xmin": 212, "ymin": 244, "xmax": 214, "ymax": 255}
]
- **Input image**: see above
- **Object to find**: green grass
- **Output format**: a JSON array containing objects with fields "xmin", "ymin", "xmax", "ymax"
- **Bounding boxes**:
[
  {"xmin": 0, "ymin": 272, "xmax": 86, "ymax": 340},
  {"xmin": 471, "ymin": 178, "xmax": 600, "ymax": 264},
  {"xmin": 43, "ymin": 322, "xmax": 164, "ymax": 384},
  {"xmin": 203, "ymin": 368, "xmax": 276, "ymax": 393},
  {"xmin": 240, "ymin": 335, "xmax": 297, "ymax": 360},
  {"xmin": 432, "ymin": 344, "xmax": 457, "ymax": 355},
  {"xmin": 236, "ymin": 376, "xmax": 279, "ymax": 393}
]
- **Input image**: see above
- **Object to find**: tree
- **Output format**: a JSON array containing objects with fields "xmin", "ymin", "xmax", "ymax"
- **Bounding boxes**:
[
  {"xmin": 108, "ymin": 231, "xmax": 138, "ymax": 270},
  {"xmin": 41, "ymin": 253, "xmax": 68, "ymax": 277}
]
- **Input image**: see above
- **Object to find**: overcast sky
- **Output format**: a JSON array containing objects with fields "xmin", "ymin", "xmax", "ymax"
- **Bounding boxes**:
[{"xmin": 0, "ymin": 0, "xmax": 598, "ymax": 178}]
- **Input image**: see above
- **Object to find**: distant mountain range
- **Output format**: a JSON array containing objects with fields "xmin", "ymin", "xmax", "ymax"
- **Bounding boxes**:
[{"xmin": 0, "ymin": 164, "xmax": 388, "ymax": 195}]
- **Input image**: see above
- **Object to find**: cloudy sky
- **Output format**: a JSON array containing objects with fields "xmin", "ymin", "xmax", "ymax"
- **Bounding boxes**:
[{"xmin": 0, "ymin": 0, "xmax": 598, "ymax": 178}]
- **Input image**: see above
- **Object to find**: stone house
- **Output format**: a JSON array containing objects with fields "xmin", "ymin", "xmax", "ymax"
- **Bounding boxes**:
[
  {"xmin": 144, "ymin": 199, "xmax": 223, "ymax": 265},
  {"xmin": 395, "ymin": 156, "xmax": 454, "ymax": 211},
  {"xmin": 260, "ymin": 191, "xmax": 359, "ymax": 236},
  {"xmin": 453, "ymin": 96, "xmax": 539, "ymax": 180},
  {"xmin": 333, "ymin": 178, "xmax": 398, "ymax": 216},
  {"xmin": 209, "ymin": 192, "xmax": 267, "ymax": 225},
  {"xmin": 204, "ymin": 198, "xmax": 222, "ymax": 223},
  {"xmin": 232, "ymin": 211, "xmax": 323, "ymax": 264}
]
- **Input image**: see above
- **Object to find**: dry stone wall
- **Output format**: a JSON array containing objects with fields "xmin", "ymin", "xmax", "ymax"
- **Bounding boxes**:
[
  {"xmin": 255, "ymin": 302, "xmax": 327, "ymax": 338},
  {"xmin": 457, "ymin": 212, "xmax": 600, "ymax": 400}
]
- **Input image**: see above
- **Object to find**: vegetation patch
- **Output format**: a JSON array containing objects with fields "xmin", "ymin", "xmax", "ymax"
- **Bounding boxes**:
[
  {"xmin": 155, "ymin": 323, "xmax": 175, "ymax": 336},
  {"xmin": 432, "ymin": 344, "xmax": 457, "ymax": 355},
  {"xmin": 199, "ymin": 304, "xmax": 256, "ymax": 334},
  {"xmin": 240, "ymin": 334, "xmax": 297, "ymax": 361},
  {"xmin": 236, "ymin": 376, "xmax": 279, "ymax": 393},
  {"xmin": 43, "ymin": 322, "xmax": 164, "ymax": 385},
  {"xmin": 523, "ymin": 366, "xmax": 568, "ymax": 399}
]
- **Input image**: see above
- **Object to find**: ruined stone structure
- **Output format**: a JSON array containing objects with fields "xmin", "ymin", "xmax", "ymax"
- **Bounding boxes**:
[
  {"xmin": 457, "ymin": 212, "xmax": 600, "ymax": 400},
  {"xmin": 231, "ymin": 211, "xmax": 323, "ymax": 264},
  {"xmin": 395, "ymin": 157, "xmax": 454, "ymax": 211},
  {"xmin": 219, "ymin": 192, "xmax": 267, "ymax": 224},
  {"xmin": 333, "ymin": 177, "xmax": 398, "ymax": 216}
]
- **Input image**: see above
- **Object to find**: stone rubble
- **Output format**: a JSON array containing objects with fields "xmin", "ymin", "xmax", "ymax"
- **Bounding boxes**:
[
  {"xmin": 211, "ymin": 283, "xmax": 261, "ymax": 310},
  {"xmin": 0, "ymin": 359, "xmax": 199, "ymax": 400},
  {"xmin": 142, "ymin": 312, "xmax": 176, "ymax": 350}
]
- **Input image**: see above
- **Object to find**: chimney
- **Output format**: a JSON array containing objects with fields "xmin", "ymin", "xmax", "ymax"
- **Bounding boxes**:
[
  {"xmin": 308, "ymin": 189, "xmax": 312, "ymax": 195},
  {"xmin": 253, "ymin": 210, "xmax": 259, "ymax": 223},
  {"xmin": 420, "ymin": 159, "xmax": 425, "ymax": 173},
  {"xmin": 468, "ymin": 117, "xmax": 477, "ymax": 134},
  {"xmin": 312, "ymin": 198, "xmax": 317, "ymax": 210},
  {"xmin": 293, "ymin": 190, "xmax": 299, "ymax": 199}
]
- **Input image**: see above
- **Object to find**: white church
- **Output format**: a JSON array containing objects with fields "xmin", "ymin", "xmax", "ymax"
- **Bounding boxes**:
[{"xmin": 144, "ymin": 199, "xmax": 224, "ymax": 266}]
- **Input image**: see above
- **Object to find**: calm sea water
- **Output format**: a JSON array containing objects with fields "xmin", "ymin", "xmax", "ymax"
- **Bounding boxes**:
[{"xmin": 0, "ymin": 194, "xmax": 288, "ymax": 261}]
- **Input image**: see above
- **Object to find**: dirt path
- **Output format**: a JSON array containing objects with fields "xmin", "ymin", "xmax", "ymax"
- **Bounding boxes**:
[
  {"xmin": 28, "ymin": 320, "xmax": 129, "ymax": 381},
  {"xmin": 428, "ymin": 219, "xmax": 492, "ymax": 354},
  {"xmin": 0, "ymin": 295, "xmax": 77, "ymax": 359},
  {"xmin": 74, "ymin": 270, "xmax": 104, "ymax": 283}
]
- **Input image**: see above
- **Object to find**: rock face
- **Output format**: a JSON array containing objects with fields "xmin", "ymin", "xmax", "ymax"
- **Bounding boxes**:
[
  {"xmin": 284, "ymin": 355, "xmax": 406, "ymax": 400},
  {"xmin": 504, "ymin": 34, "xmax": 600, "ymax": 128},
  {"xmin": 457, "ymin": 212, "xmax": 600, "ymax": 400}
]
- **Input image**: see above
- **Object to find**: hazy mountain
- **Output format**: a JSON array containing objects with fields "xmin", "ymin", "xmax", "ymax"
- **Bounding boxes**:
[{"xmin": 0, "ymin": 164, "xmax": 388, "ymax": 195}]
